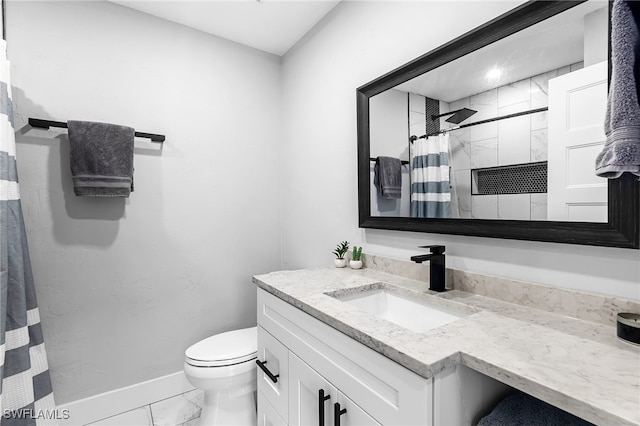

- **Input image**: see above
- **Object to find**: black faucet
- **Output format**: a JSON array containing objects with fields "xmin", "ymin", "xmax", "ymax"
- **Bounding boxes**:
[{"xmin": 410, "ymin": 245, "xmax": 447, "ymax": 292}]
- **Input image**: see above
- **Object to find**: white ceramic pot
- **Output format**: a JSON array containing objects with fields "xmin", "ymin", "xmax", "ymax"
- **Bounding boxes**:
[
  {"xmin": 334, "ymin": 258, "xmax": 347, "ymax": 268},
  {"xmin": 349, "ymin": 260, "xmax": 363, "ymax": 269}
]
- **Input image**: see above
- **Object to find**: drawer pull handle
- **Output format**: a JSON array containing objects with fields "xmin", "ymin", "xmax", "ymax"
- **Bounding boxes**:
[
  {"xmin": 255, "ymin": 359, "xmax": 279, "ymax": 383},
  {"xmin": 318, "ymin": 389, "xmax": 331, "ymax": 426},
  {"xmin": 334, "ymin": 402, "xmax": 347, "ymax": 426}
]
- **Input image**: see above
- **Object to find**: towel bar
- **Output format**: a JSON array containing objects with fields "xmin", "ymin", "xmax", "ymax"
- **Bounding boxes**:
[
  {"xmin": 28, "ymin": 118, "xmax": 165, "ymax": 143},
  {"xmin": 370, "ymin": 157, "xmax": 409, "ymax": 165}
]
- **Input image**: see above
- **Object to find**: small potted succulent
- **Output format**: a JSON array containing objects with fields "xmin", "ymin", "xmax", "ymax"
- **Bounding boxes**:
[
  {"xmin": 332, "ymin": 241, "xmax": 350, "ymax": 268},
  {"xmin": 350, "ymin": 246, "xmax": 363, "ymax": 269}
]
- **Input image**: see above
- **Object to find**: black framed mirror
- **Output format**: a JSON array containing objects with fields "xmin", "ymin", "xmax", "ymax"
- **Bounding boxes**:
[{"xmin": 357, "ymin": 0, "xmax": 639, "ymax": 249}]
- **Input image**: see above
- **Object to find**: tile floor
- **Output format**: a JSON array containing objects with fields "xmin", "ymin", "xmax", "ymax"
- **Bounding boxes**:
[{"xmin": 87, "ymin": 389, "xmax": 204, "ymax": 426}]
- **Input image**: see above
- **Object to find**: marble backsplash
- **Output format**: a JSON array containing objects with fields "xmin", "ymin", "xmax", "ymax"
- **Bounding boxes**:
[{"xmin": 362, "ymin": 253, "xmax": 640, "ymax": 327}]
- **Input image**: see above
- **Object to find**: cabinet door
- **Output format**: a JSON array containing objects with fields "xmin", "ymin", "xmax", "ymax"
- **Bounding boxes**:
[
  {"xmin": 289, "ymin": 353, "xmax": 382, "ymax": 426},
  {"xmin": 258, "ymin": 390, "xmax": 288, "ymax": 426},
  {"xmin": 258, "ymin": 326, "xmax": 290, "ymax": 423},
  {"xmin": 334, "ymin": 393, "xmax": 382, "ymax": 426},
  {"xmin": 289, "ymin": 353, "xmax": 337, "ymax": 426}
]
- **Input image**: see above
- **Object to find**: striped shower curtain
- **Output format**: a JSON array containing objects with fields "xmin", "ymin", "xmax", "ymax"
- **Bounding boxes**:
[
  {"xmin": 0, "ymin": 41, "xmax": 56, "ymax": 424},
  {"xmin": 410, "ymin": 133, "xmax": 451, "ymax": 218}
]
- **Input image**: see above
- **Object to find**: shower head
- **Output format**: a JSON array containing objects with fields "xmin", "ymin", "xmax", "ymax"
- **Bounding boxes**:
[
  {"xmin": 445, "ymin": 108, "xmax": 477, "ymax": 124},
  {"xmin": 431, "ymin": 108, "xmax": 478, "ymax": 125}
]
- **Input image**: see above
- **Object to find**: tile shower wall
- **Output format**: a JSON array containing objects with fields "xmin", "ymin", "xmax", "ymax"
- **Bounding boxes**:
[
  {"xmin": 408, "ymin": 94, "xmax": 449, "ymax": 146},
  {"xmin": 447, "ymin": 62, "xmax": 583, "ymax": 220},
  {"xmin": 409, "ymin": 93, "xmax": 426, "ymax": 142}
]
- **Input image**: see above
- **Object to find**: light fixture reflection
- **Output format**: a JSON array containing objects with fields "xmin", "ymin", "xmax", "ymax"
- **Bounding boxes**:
[{"xmin": 486, "ymin": 67, "xmax": 502, "ymax": 80}]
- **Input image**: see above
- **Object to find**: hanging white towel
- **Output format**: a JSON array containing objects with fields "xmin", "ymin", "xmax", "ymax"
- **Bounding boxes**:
[{"xmin": 410, "ymin": 133, "xmax": 451, "ymax": 218}]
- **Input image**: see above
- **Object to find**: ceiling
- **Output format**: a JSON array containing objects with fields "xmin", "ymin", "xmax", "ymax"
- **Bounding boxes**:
[
  {"xmin": 110, "ymin": 0, "xmax": 341, "ymax": 56},
  {"xmin": 394, "ymin": 1, "xmax": 607, "ymax": 102}
]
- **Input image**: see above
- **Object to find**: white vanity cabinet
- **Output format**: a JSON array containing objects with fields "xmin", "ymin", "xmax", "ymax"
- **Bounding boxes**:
[
  {"xmin": 256, "ymin": 288, "xmax": 432, "ymax": 426},
  {"xmin": 256, "ymin": 288, "xmax": 510, "ymax": 426},
  {"xmin": 260, "ymin": 336, "xmax": 380, "ymax": 426}
]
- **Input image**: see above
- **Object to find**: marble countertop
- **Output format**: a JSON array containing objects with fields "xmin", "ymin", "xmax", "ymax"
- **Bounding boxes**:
[{"xmin": 253, "ymin": 267, "xmax": 640, "ymax": 426}]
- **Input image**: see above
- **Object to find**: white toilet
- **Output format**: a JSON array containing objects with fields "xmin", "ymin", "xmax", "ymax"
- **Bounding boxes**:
[{"xmin": 184, "ymin": 326, "xmax": 257, "ymax": 426}]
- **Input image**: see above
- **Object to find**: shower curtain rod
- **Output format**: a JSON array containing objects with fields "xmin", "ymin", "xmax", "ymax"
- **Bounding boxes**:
[
  {"xmin": 28, "ymin": 118, "xmax": 165, "ymax": 142},
  {"xmin": 410, "ymin": 106, "xmax": 548, "ymax": 142}
]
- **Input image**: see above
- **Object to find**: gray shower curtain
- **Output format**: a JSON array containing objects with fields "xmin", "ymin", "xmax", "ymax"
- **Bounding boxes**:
[{"xmin": 0, "ymin": 41, "xmax": 56, "ymax": 424}]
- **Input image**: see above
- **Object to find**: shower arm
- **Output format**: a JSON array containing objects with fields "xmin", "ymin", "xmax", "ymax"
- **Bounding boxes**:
[{"xmin": 411, "ymin": 106, "xmax": 548, "ymax": 142}]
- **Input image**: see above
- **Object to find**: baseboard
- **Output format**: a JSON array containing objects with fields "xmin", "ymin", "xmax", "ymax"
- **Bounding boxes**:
[{"xmin": 57, "ymin": 371, "xmax": 195, "ymax": 426}]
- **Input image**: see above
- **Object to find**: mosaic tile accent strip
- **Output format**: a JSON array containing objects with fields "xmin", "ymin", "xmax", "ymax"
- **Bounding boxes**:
[{"xmin": 425, "ymin": 97, "xmax": 440, "ymax": 135}]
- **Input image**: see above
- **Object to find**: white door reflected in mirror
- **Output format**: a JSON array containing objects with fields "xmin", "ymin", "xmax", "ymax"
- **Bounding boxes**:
[{"xmin": 547, "ymin": 61, "xmax": 608, "ymax": 222}]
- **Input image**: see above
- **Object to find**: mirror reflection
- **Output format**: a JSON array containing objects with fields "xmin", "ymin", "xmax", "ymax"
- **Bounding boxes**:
[{"xmin": 370, "ymin": 1, "xmax": 609, "ymax": 222}]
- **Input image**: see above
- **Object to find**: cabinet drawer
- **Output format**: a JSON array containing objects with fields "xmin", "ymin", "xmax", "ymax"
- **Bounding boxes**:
[
  {"xmin": 258, "ymin": 288, "xmax": 432, "ymax": 426},
  {"xmin": 336, "ymin": 390, "xmax": 382, "ymax": 426},
  {"xmin": 257, "ymin": 326, "xmax": 289, "ymax": 423},
  {"xmin": 257, "ymin": 390, "xmax": 287, "ymax": 426}
]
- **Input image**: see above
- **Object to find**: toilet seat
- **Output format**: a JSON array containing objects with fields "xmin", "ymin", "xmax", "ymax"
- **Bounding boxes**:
[
  {"xmin": 185, "ymin": 326, "xmax": 257, "ymax": 368},
  {"xmin": 186, "ymin": 352, "xmax": 256, "ymax": 367}
]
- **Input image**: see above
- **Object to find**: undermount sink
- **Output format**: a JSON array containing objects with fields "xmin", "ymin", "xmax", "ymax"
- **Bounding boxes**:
[{"xmin": 337, "ymin": 289, "xmax": 466, "ymax": 333}]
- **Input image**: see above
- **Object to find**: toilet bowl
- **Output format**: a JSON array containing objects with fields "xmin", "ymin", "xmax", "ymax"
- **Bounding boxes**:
[{"xmin": 184, "ymin": 326, "xmax": 257, "ymax": 426}]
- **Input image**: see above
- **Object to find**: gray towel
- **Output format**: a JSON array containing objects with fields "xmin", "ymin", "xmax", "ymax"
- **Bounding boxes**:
[
  {"xmin": 478, "ymin": 392, "xmax": 593, "ymax": 426},
  {"xmin": 68, "ymin": 120, "xmax": 135, "ymax": 197},
  {"xmin": 595, "ymin": 0, "xmax": 640, "ymax": 178},
  {"xmin": 374, "ymin": 156, "xmax": 402, "ymax": 199}
]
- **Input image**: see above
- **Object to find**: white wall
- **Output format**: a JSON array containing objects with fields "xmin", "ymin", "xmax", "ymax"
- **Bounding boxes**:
[
  {"xmin": 584, "ymin": 6, "xmax": 609, "ymax": 67},
  {"xmin": 9, "ymin": 1, "xmax": 282, "ymax": 404},
  {"xmin": 280, "ymin": 1, "xmax": 640, "ymax": 301},
  {"xmin": 369, "ymin": 89, "xmax": 410, "ymax": 216}
]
